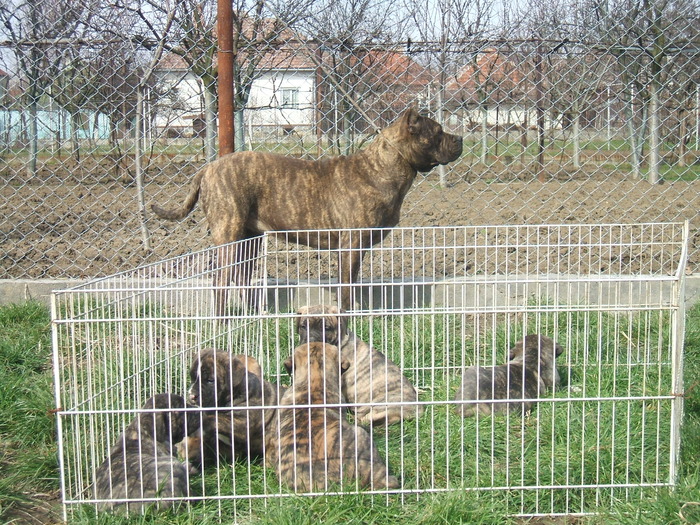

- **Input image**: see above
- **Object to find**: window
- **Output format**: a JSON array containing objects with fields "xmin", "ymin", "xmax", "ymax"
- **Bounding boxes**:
[{"xmin": 280, "ymin": 88, "xmax": 299, "ymax": 109}]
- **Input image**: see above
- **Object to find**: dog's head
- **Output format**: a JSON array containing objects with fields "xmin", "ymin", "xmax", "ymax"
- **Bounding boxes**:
[
  {"xmin": 284, "ymin": 342, "xmax": 349, "ymax": 393},
  {"xmin": 188, "ymin": 349, "xmax": 262, "ymax": 407},
  {"xmin": 383, "ymin": 108, "xmax": 463, "ymax": 173},
  {"xmin": 132, "ymin": 393, "xmax": 199, "ymax": 446},
  {"xmin": 508, "ymin": 334, "xmax": 564, "ymax": 388},
  {"xmin": 295, "ymin": 304, "xmax": 345, "ymax": 346}
]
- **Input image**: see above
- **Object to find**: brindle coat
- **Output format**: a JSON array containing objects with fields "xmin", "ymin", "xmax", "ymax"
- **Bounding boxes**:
[
  {"xmin": 94, "ymin": 393, "xmax": 199, "ymax": 512},
  {"xmin": 296, "ymin": 304, "xmax": 422, "ymax": 426},
  {"xmin": 151, "ymin": 108, "xmax": 463, "ymax": 314},
  {"xmin": 265, "ymin": 342, "xmax": 400, "ymax": 492},
  {"xmin": 452, "ymin": 334, "xmax": 564, "ymax": 417},
  {"xmin": 182, "ymin": 349, "xmax": 279, "ymax": 468}
]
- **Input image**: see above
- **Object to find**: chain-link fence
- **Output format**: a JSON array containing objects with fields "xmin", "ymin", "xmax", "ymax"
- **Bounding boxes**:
[{"xmin": 1, "ymin": 0, "xmax": 699, "ymax": 280}]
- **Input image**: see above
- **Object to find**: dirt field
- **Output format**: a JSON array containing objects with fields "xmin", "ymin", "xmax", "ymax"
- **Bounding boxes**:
[{"xmin": 2, "ymin": 157, "xmax": 700, "ymax": 280}]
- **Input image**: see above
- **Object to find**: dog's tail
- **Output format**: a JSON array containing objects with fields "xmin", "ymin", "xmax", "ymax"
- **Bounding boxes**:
[{"xmin": 151, "ymin": 167, "xmax": 205, "ymax": 221}]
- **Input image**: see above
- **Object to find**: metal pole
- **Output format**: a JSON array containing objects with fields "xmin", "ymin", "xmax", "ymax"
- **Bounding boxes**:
[{"xmin": 218, "ymin": 0, "xmax": 235, "ymax": 156}]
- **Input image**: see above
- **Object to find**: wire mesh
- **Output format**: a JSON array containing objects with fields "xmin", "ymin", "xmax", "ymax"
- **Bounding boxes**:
[
  {"xmin": 52, "ymin": 222, "xmax": 687, "ymax": 520},
  {"xmin": 1, "ymin": 0, "xmax": 700, "ymax": 280}
]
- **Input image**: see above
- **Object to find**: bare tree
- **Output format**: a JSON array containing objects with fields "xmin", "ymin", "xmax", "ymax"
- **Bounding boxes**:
[
  {"xmin": 605, "ymin": 0, "xmax": 698, "ymax": 182},
  {"xmin": 301, "ymin": 0, "xmax": 407, "ymax": 154},
  {"xmin": 140, "ymin": 0, "xmax": 316, "ymax": 156},
  {"xmin": 405, "ymin": 0, "xmax": 498, "ymax": 185},
  {"xmin": 168, "ymin": 0, "xmax": 218, "ymax": 161},
  {"xmin": 533, "ymin": 0, "xmax": 611, "ymax": 172},
  {"xmin": 0, "ymin": 0, "xmax": 95, "ymax": 176}
]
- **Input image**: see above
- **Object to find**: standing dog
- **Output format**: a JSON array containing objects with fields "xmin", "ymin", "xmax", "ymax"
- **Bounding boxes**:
[
  {"xmin": 151, "ymin": 108, "xmax": 463, "ymax": 315},
  {"xmin": 183, "ymin": 349, "xmax": 279, "ymax": 468},
  {"xmin": 265, "ymin": 342, "xmax": 400, "ymax": 492},
  {"xmin": 296, "ymin": 304, "xmax": 422, "ymax": 426},
  {"xmin": 94, "ymin": 393, "xmax": 198, "ymax": 512},
  {"xmin": 452, "ymin": 334, "xmax": 564, "ymax": 417}
]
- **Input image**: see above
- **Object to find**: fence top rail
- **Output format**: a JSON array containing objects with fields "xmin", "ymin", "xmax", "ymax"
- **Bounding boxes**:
[{"xmin": 50, "ymin": 222, "xmax": 688, "ymax": 295}]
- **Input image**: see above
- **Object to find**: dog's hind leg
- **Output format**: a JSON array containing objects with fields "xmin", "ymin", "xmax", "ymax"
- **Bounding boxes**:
[
  {"xmin": 212, "ymin": 233, "xmax": 264, "ymax": 318},
  {"xmin": 337, "ymin": 248, "xmax": 364, "ymax": 311},
  {"xmin": 213, "ymin": 245, "xmax": 235, "ymax": 319},
  {"xmin": 235, "ymin": 233, "xmax": 264, "ymax": 312}
]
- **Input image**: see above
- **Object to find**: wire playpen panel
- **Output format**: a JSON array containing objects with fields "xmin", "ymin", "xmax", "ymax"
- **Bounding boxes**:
[{"xmin": 51, "ymin": 222, "xmax": 688, "ymax": 520}]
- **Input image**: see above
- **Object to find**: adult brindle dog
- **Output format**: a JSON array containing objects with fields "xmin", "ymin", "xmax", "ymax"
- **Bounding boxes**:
[{"xmin": 152, "ymin": 108, "xmax": 463, "ymax": 315}]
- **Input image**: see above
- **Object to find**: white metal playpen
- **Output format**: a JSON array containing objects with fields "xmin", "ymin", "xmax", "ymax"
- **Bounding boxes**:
[{"xmin": 51, "ymin": 222, "xmax": 688, "ymax": 520}]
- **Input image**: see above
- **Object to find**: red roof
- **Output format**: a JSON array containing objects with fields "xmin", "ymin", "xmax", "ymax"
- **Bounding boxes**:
[{"xmin": 447, "ymin": 48, "xmax": 525, "ymax": 101}]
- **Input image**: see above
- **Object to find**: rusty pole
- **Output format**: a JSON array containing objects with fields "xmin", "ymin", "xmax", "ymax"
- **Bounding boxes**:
[{"xmin": 217, "ymin": 0, "xmax": 235, "ymax": 156}]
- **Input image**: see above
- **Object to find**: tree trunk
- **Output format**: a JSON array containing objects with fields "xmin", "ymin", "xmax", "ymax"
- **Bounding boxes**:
[
  {"xmin": 204, "ymin": 87, "xmax": 217, "ymax": 162},
  {"xmin": 648, "ymin": 82, "xmax": 660, "ymax": 184},
  {"xmin": 436, "ymin": 85, "xmax": 447, "ymax": 187},
  {"xmin": 28, "ymin": 101, "xmax": 38, "ymax": 177},
  {"xmin": 134, "ymin": 86, "xmax": 151, "ymax": 251},
  {"xmin": 480, "ymin": 103, "xmax": 488, "ymax": 165},
  {"xmin": 534, "ymin": 45, "xmax": 546, "ymax": 182},
  {"xmin": 572, "ymin": 107, "xmax": 581, "ymax": 169},
  {"xmin": 520, "ymin": 112, "xmax": 528, "ymax": 165},
  {"xmin": 235, "ymin": 109, "xmax": 246, "ymax": 151},
  {"xmin": 70, "ymin": 111, "xmax": 80, "ymax": 162},
  {"xmin": 625, "ymin": 89, "xmax": 646, "ymax": 179},
  {"xmin": 677, "ymin": 105, "xmax": 687, "ymax": 168}
]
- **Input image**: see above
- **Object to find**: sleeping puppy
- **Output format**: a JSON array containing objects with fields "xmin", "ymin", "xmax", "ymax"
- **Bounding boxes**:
[
  {"xmin": 94, "ymin": 393, "xmax": 198, "ymax": 512},
  {"xmin": 296, "ymin": 305, "xmax": 422, "ymax": 427},
  {"xmin": 182, "ymin": 349, "xmax": 279, "ymax": 468},
  {"xmin": 452, "ymin": 334, "xmax": 564, "ymax": 417},
  {"xmin": 265, "ymin": 342, "xmax": 400, "ymax": 492}
]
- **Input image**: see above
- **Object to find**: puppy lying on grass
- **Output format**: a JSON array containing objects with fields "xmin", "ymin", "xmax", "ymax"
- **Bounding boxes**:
[
  {"xmin": 452, "ymin": 334, "xmax": 564, "ymax": 417},
  {"xmin": 265, "ymin": 342, "xmax": 400, "ymax": 492},
  {"xmin": 94, "ymin": 393, "xmax": 199, "ymax": 513},
  {"xmin": 182, "ymin": 349, "xmax": 279, "ymax": 469},
  {"xmin": 296, "ymin": 304, "xmax": 422, "ymax": 427}
]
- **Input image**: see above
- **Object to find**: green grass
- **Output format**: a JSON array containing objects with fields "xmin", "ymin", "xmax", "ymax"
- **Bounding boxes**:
[
  {"xmin": 2, "ymin": 299, "xmax": 700, "ymax": 523},
  {"xmin": 0, "ymin": 302, "xmax": 58, "ymax": 520}
]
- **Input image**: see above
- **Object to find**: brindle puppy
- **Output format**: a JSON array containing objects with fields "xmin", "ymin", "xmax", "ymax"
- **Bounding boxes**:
[
  {"xmin": 94, "ymin": 393, "xmax": 199, "ymax": 512},
  {"xmin": 296, "ymin": 305, "xmax": 422, "ymax": 427},
  {"xmin": 452, "ymin": 334, "xmax": 564, "ymax": 417},
  {"xmin": 182, "ymin": 349, "xmax": 278, "ymax": 468},
  {"xmin": 265, "ymin": 342, "xmax": 400, "ymax": 492},
  {"xmin": 151, "ymin": 108, "xmax": 463, "ymax": 314}
]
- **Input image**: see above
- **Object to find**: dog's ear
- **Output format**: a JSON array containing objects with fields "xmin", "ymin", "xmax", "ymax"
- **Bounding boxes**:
[
  {"xmin": 296, "ymin": 306, "xmax": 309, "ymax": 331},
  {"xmin": 508, "ymin": 341, "xmax": 521, "ymax": 361},
  {"xmin": 296, "ymin": 306, "xmax": 312, "ymax": 341},
  {"xmin": 185, "ymin": 404, "xmax": 201, "ymax": 438},
  {"xmin": 237, "ymin": 371, "xmax": 263, "ymax": 403},
  {"xmin": 403, "ymin": 107, "xmax": 422, "ymax": 135},
  {"xmin": 189, "ymin": 354, "xmax": 201, "ymax": 382},
  {"xmin": 140, "ymin": 394, "xmax": 187, "ymax": 443},
  {"xmin": 326, "ymin": 306, "xmax": 347, "ymax": 340},
  {"xmin": 554, "ymin": 342, "xmax": 564, "ymax": 357},
  {"xmin": 283, "ymin": 356, "xmax": 294, "ymax": 376}
]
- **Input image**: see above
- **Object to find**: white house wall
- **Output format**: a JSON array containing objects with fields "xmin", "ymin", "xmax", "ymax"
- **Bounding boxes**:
[
  {"xmin": 247, "ymin": 70, "xmax": 315, "ymax": 130},
  {"xmin": 460, "ymin": 106, "xmax": 561, "ymax": 130},
  {"xmin": 152, "ymin": 70, "xmax": 204, "ymax": 134},
  {"xmin": 152, "ymin": 68, "xmax": 315, "ymax": 137}
]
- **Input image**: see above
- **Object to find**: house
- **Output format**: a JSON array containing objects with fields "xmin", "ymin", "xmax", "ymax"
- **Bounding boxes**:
[
  {"xmin": 446, "ymin": 48, "xmax": 562, "ymax": 131},
  {"xmin": 152, "ymin": 40, "xmax": 431, "ymax": 141},
  {"xmin": 153, "ymin": 40, "xmax": 317, "ymax": 140}
]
